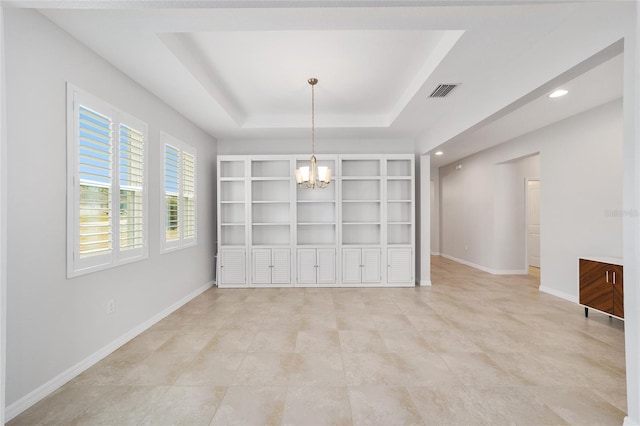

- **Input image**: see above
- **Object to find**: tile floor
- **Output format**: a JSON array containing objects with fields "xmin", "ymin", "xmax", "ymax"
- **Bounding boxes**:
[{"xmin": 9, "ymin": 256, "xmax": 626, "ymax": 425}]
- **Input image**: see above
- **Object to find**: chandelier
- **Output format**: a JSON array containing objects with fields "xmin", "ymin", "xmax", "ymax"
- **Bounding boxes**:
[{"xmin": 295, "ymin": 78, "xmax": 332, "ymax": 189}]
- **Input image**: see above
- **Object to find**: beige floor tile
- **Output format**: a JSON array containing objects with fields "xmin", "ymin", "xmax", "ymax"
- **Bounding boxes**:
[
  {"xmin": 233, "ymin": 353, "xmax": 295, "ymax": 386},
  {"xmin": 68, "ymin": 350, "xmax": 149, "ymax": 387},
  {"xmin": 421, "ymin": 329, "xmax": 484, "ymax": 353},
  {"xmin": 7, "ymin": 384, "xmax": 106, "ymax": 426},
  {"xmin": 139, "ymin": 385, "xmax": 226, "ymax": 426},
  {"xmin": 339, "ymin": 329, "xmax": 388, "ymax": 353},
  {"xmin": 336, "ymin": 313, "xmax": 377, "ymax": 330},
  {"xmin": 283, "ymin": 386, "xmax": 352, "ymax": 426},
  {"xmin": 404, "ymin": 313, "xmax": 452, "ymax": 330},
  {"xmin": 210, "ymin": 385, "xmax": 287, "ymax": 425},
  {"xmin": 392, "ymin": 352, "xmax": 459, "ymax": 387},
  {"xmin": 440, "ymin": 352, "xmax": 529, "ymax": 387},
  {"xmin": 370, "ymin": 313, "xmax": 413, "ymax": 330},
  {"xmin": 9, "ymin": 256, "xmax": 629, "ymax": 426},
  {"xmin": 289, "ymin": 352, "xmax": 346, "ymax": 386},
  {"xmin": 118, "ymin": 352, "xmax": 196, "ymax": 386},
  {"xmin": 203, "ymin": 328, "xmax": 257, "ymax": 352},
  {"xmin": 294, "ymin": 329, "xmax": 340, "ymax": 353},
  {"xmin": 74, "ymin": 385, "xmax": 169, "ymax": 425},
  {"xmin": 533, "ymin": 386, "xmax": 626, "ymax": 425},
  {"xmin": 175, "ymin": 351, "xmax": 244, "ymax": 386},
  {"xmin": 348, "ymin": 386, "xmax": 423, "ymax": 426},
  {"xmin": 249, "ymin": 329, "xmax": 298, "ymax": 352},
  {"xmin": 378, "ymin": 329, "xmax": 432, "ymax": 353},
  {"xmin": 343, "ymin": 352, "xmax": 406, "ymax": 386},
  {"xmin": 156, "ymin": 330, "xmax": 217, "ymax": 354}
]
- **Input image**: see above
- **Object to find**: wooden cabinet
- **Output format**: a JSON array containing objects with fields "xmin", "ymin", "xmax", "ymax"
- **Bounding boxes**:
[
  {"xmin": 297, "ymin": 248, "xmax": 336, "ymax": 285},
  {"xmin": 342, "ymin": 248, "xmax": 382, "ymax": 284},
  {"xmin": 252, "ymin": 248, "xmax": 291, "ymax": 285},
  {"xmin": 387, "ymin": 248, "xmax": 413, "ymax": 284},
  {"xmin": 218, "ymin": 249, "xmax": 246, "ymax": 286},
  {"xmin": 579, "ymin": 258, "xmax": 624, "ymax": 319}
]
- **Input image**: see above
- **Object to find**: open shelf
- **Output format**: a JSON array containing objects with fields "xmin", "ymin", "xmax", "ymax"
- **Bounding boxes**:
[
  {"xmin": 387, "ymin": 180, "xmax": 412, "ymax": 201},
  {"xmin": 342, "ymin": 223, "xmax": 381, "ymax": 245},
  {"xmin": 220, "ymin": 224, "xmax": 246, "ymax": 246},
  {"xmin": 252, "ymin": 224, "xmax": 290, "ymax": 245},
  {"xmin": 252, "ymin": 202, "xmax": 290, "ymax": 224},
  {"xmin": 342, "ymin": 180, "xmax": 381, "ymax": 201},
  {"xmin": 297, "ymin": 224, "xmax": 336, "ymax": 245},
  {"xmin": 342, "ymin": 202, "xmax": 380, "ymax": 223},
  {"xmin": 387, "ymin": 202, "xmax": 411, "ymax": 223},
  {"xmin": 251, "ymin": 159, "xmax": 290, "ymax": 178},
  {"xmin": 220, "ymin": 181, "xmax": 245, "ymax": 202},
  {"xmin": 251, "ymin": 180, "xmax": 290, "ymax": 202},
  {"xmin": 387, "ymin": 159, "xmax": 412, "ymax": 177},
  {"xmin": 342, "ymin": 159, "xmax": 381, "ymax": 177},
  {"xmin": 219, "ymin": 160, "xmax": 245, "ymax": 178},
  {"xmin": 387, "ymin": 223, "xmax": 412, "ymax": 245}
]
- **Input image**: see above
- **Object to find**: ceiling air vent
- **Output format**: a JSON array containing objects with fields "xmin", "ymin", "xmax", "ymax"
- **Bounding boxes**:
[{"xmin": 429, "ymin": 84, "xmax": 458, "ymax": 98}]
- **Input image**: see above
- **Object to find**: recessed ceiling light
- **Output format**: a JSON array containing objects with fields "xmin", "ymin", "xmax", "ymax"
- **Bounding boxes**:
[
  {"xmin": 435, "ymin": 151, "xmax": 444, "ymax": 156},
  {"xmin": 549, "ymin": 89, "xmax": 568, "ymax": 98}
]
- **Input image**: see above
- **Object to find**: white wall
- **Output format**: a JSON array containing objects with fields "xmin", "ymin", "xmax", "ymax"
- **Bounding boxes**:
[
  {"xmin": 429, "ymin": 168, "xmax": 440, "ymax": 255},
  {"xmin": 440, "ymin": 99, "xmax": 623, "ymax": 300},
  {"xmin": 217, "ymin": 138, "xmax": 415, "ymax": 155},
  {"xmin": 0, "ymin": 6, "xmax": 7, "ymax": 424},
  {"xmin": 4, "ymin": 9, "xmax": 217, "ymax": 413}
]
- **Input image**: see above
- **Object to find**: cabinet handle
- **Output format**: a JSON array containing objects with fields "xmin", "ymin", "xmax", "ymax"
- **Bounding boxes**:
[
  {"xmin": 606, "ymin": 271, "xmax": 609, "ymax": 283},
  {"xmin": 613, "ymin": 271, "xmax": 616, "ymax": 284}
]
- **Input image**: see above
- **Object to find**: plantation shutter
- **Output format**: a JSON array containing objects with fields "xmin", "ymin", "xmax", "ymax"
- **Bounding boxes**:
[
  {"xmin": 69, "ymin": 86, "xmax": 148, "ymax": 277},
  {"xmin": 78, "ymin": 105, "xmax": 113, "ymax": 258},
  {"xmin": 183, "ymin": 151, "xmax": 196, "ymax": 241},
  {"xmin": 119, "ymin": 123, "xmax": 145, "ymax": 252},
  {"xmin": 165, "ymin": 144, "xmax": 181, "ymax": 242}
]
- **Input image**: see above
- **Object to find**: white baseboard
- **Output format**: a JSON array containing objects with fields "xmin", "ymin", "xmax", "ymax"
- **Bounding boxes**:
[
  {"xmin": 430, "ymin": 251, "xmax": 440, "ymax": 256},
  {"xmin": 5, "ymin": 282, "xmax": 214, "ymax": 422},
  {"xmin": 440, "ymin": 254, "xmax": 528, "ymax": 275},
  {"xmin": 539, "ymin": 285, "xmax": 578, "ymax": 304},
  {"xmin": 419, "ymin": 280, "xmax": 432, "ymax": 286},
  {"xmin": 624, "ymin": 416, "xmax": 640, "ymax": 426}
]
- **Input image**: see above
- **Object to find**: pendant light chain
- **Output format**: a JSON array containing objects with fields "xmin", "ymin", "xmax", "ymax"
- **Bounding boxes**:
[{"xmin": 311, "ymin": 80, "xmax": 315, "ymax": 156}]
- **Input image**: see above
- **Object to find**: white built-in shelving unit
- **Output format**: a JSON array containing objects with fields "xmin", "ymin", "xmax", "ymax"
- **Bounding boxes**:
[{"xmin": 216, "ymin": 154, "xmax": 414, "ymax": 287}]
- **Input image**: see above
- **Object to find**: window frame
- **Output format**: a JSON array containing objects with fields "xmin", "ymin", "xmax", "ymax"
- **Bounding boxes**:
[
  {"xmin": 161, "ymin": 132, "xmax": 197, "ymax": 253},
  {"xmin": 66, "ymin": 84, "xmax": 149, "ymax": 278}
]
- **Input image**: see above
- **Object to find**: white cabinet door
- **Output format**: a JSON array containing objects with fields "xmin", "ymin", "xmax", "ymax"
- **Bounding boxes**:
[
  {"xmin": 317, "ymin": 249, "xmax": 336, "ymax": 284},
  {"xmin": 387, "ymin": 248, "xmax": 412, "ymax": 284},
  {"xmin": 220, "ymin": 249, "xmax": 246, "ymax": 285},
  {"xmin": 271, "ymin": 248, "xmax": 291, "ymax": 284},
  {"xmin": 342, "ymin": 248, "xmax": 362, "ymax": 284},
  {"xmin": 362, "ymin": 248, "xmax": 381, "ymax": 283},
  {"xmin": 297, "ymin": 249, "xmax": 317, "ymax": 284},
  {"xmin": 252, "ymin": 248, "xmax": 272, "ymax": 284}
]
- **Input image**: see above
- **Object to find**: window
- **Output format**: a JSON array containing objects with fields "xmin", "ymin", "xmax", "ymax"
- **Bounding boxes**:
[
  {"xmin": 161, "ymin": 132, "xmax": 197, "ymax": 252},
  {"xmin": 67, "ymin": 85, "xmax": 148, "ymax": 277}
]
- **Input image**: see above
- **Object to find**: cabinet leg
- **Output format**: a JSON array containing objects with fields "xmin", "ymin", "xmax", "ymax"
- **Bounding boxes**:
[{"xmin": 584, "ymin": 307, "xmax": 589, "ymax": 318}]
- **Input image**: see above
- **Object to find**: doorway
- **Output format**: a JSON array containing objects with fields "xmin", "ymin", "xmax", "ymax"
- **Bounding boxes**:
[{"xmin": 527, "ymin": 179, "xmax": 540, "ymax": 280}]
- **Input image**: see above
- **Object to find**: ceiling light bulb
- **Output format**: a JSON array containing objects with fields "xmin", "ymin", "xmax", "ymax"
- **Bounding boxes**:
[
  {"xmin": 549, "ymin": 89, "xmax": 568, "ymax": 98},
  {"xmin": 435, "ymin": 151, "xmax": 444, "ymax": 156}
]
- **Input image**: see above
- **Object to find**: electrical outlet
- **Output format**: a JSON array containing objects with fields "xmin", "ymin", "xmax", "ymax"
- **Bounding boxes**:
[{"xmin": 106, "ymin": 299, "xmax": 116, "ymax": 315}]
